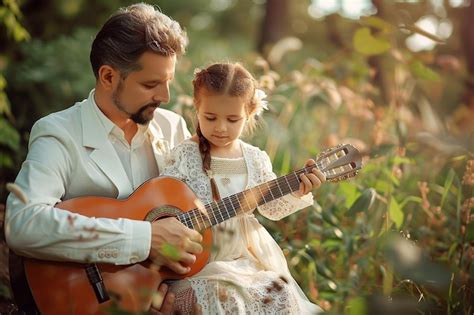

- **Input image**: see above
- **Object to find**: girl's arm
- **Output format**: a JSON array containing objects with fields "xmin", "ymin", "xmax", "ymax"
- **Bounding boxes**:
[{"xmin": 256, "ymin": 151, "xmax": 314, "ymax": 221}]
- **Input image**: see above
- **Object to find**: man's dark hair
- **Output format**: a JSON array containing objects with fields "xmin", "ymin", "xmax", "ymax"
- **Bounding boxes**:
[{"xmin": 90, "ymin": 3, "xmax": 188, "ymax": 78}]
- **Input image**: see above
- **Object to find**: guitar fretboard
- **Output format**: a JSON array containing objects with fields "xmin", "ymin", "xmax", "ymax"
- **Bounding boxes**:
[{"xmin": 176, "ymin": 160, "xmax": 325, "ymax": 231}]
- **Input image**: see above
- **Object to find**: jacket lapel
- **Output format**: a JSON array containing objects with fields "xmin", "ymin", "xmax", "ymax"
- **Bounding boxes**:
[{"xmin": 81, "ymin": 92, "xmax": 132, "ymax": 198}]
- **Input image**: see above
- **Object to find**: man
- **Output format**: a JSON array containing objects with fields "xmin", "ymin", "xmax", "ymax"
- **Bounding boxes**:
[{"xmin": 5, "ymin": 3, "xmax": 202, "ymax": 313}]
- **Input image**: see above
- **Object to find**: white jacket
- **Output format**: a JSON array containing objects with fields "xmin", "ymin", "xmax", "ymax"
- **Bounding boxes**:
[{"xmin": 5, "ymin": 90, "xmax": 190, "ymax": 265}]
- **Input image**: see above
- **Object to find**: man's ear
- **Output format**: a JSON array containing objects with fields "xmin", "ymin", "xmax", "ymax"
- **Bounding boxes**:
[{"xmin": 98, "ymin": 65, "xmax": 119, "ymax": 91}]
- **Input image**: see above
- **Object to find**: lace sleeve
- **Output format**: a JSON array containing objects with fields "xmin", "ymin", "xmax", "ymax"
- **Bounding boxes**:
[
  {"xmin": 161, "ymin": 145, "xmax": 187, "ymax": 181},
  {"xmin": 256, "ymin": 151, "xmax": 313, "ymax": 221},
  {"xmin": 160, "ymin": 142, "xmax": 213, "ymax": 204}
]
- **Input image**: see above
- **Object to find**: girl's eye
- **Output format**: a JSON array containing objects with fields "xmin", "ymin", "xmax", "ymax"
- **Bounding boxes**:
[
  {"xmin": 205, "ymin": 117, "xmax": 216, "ymax": 121},
  {"xmin": 228, "ymin": 119, "xmax": 240, "ymax": 123}
]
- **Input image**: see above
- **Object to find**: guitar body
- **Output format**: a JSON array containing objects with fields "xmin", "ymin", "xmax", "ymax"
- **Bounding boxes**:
[{"xmin": 22, "ymin": 176, "xmax": 212, "ymax": 314}]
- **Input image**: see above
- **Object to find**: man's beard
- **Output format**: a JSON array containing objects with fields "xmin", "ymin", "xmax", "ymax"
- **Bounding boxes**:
[{"xmin": 112, "ymin": 81, "xmax": 159, "ymax": 125}]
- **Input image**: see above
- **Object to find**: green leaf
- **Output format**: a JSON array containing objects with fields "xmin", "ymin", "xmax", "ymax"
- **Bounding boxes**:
[
  {"xmin": 0, "ymin": 75, "xmax": 6, "ymax": 90},
  {"xmin": 346, "ymin": 297, "xmax": 367, "ymax": 315},
  {"xmin": 279, "ymin": 149, "xmax": 291, "ymax": 175},
  {"xmin": 440, "ymin": 169, "xmax": 455, "ymax": 209},
  {"xmin": 347, "ymin": 188, "xmax": 376, "ymax": 216},
  {"xmin": 0, "ymin": 117, "xmax": 20, "ymax": 150},
  {"xmin": 399, "ymin": 196, "xmax": 422, "ymax": 209},
  {"xmin": 389, "ymin": 198, "xmax": 404, "ymax": 229},
  {"xmin": 410, "ymin": 60, "xmax": 440, "ymax": 81},
  {"xmin": 337, "ymin": 181, "xmax": 360, "ymax": 208},
  {"xmin": 370, "ymin": 143, "xmax": 395, "ymax": 157},
  {"xmin": 321, "ymin": 239, "xmax": 341, "ymax": 251},
  {"xmin": 466, "ymin": 222, "xmax": 474, "ymax": 242},
  {"xmin": 392, "ymin": 156, "xmax": 414, "ymax": 165},
  {"xmin": 322, "ymin": 210, "xmax": 339, "ymax": 226},
  {"xmin": 374, "ymin": 180, "xmax": 391, "ymax": 194},
  {"xmin": 382, "ymin": 167, "xmax": 400, "ymax": 186},
  {"xmin": 0, "ymin": 152, "xmax": 13, "ymax": 168},
  {"xmin": 353, "ymin": 27, "xmax": 391, "ymax": 56},
  {"xmin": 0, "ymin": 92, "xmax": 12, "ymax": 116},
  {"xmin": 360, "ymin": 16, "xmax": 395, "ymax": 34}
]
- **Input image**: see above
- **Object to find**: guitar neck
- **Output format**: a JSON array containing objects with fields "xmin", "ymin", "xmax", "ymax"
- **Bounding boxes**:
[{"xmin": 176, "ymin": 161, "xmax": 323, "ymax": 231}]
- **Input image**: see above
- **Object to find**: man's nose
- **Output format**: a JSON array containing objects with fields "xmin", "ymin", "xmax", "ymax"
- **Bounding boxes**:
[{"xmin": 153, "ymin": 83, "xmax": 170, "ymax": 104}]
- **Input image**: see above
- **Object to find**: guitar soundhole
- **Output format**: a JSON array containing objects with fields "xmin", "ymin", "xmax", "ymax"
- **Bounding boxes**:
[{"xmin": 144, "ymin": 205, "xmax": 183, "ymax": 222}]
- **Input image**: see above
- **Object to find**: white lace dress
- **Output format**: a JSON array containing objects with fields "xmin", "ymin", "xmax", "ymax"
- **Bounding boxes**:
[{"xmin": 162, "ymin": 139, "xmax": 322, "ymax": 314}]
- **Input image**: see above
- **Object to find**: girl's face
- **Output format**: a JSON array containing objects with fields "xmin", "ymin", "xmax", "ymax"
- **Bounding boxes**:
[{"xmin": 197, "ymin": 93, "xmax": 248, "ymax": 151}]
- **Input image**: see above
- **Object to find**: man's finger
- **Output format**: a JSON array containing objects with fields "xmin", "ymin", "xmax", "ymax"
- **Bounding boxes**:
[
  {"xmin": 179, "ymin": 252, "xmax": 197, "ymax": 266},
  {"xmin": 166, "ymin": 261, "xmax": 191, "ymax": 274},
  {"xmin": 184, "ymin": 238, "xmax": 203, "ymax": 254},
  {"xmin": 187, "ymin": 229, "xmax": 203, "ymax": 243}
]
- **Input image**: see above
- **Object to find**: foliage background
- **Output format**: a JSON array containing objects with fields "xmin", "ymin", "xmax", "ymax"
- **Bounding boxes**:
[{"xmin": 1, "ymin": 0, "xmax": 473, "ymax": 314}]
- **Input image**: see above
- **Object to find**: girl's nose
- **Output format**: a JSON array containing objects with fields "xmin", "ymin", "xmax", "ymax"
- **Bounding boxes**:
[{"xmin": 215, "ymin": 122, "xmax": 226, "ymax": 132}]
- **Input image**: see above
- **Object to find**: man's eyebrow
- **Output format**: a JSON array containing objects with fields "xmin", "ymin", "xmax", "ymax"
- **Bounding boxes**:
[{"xmin": 142, "ymin": 75, "xmax": 174, "ymax": 83}]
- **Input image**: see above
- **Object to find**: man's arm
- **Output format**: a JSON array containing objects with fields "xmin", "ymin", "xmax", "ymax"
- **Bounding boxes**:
[
  {"xmin": 6, "ymin": 117, "xmax": 202, "ymax": 272},
  {"xmin": 5, "ymin": 132, "xmax": 151, "ymax": 265}
]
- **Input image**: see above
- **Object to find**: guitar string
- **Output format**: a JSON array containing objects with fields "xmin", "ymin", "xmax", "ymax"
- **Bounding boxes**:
[
  {"xmin": 179, "ymin": 159, "xmax": 333, "ymax": 229},
  {"xmin": 179, "ymin": 157, "xmax": 354, "ymax": 230},
  {"xmin": 178, "ymin": 159, "xmax": 328, "ymax": 229}
]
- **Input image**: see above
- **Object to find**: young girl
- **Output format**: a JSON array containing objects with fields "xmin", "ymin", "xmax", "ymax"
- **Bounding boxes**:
[{"xmin": 162, "ymin": 62, "xmax": 325, "ymax": 314}]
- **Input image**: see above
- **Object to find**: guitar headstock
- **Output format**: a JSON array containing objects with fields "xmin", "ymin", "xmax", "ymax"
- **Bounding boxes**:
[{"xmin": 315, "ymin": 144, "xmax": 362, "ymax": 182}]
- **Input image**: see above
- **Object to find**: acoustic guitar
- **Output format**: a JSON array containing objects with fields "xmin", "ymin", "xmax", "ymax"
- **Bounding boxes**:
[{"xmin": 17, "ymin": 143, "xmax": 362, "ymax": 314}]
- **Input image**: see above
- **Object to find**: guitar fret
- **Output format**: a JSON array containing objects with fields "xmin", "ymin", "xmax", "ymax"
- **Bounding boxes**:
[
  {"xmin": 207, "ymin": 204, "xmax": 217, "ymax": 226},
  {"xmin": 187, "ymin": 212, "xmax": 196, "ymax": 230},
  {"xmin": 215, "ymin": 202, "xmax": 225, "ymax": 223},
  {"xmin": 183, "ymin": 212, "xmax": 194, "ymax": 230},
  {"xmin": 195, "ymin": 210, "xmax": 203, "ymax": 231},
  {"xmin": 236, "ymin": 194, "xmax": 244, "ymax": 213},
  {"xmin": 230, "ymin": 195, "xmax": 242, "ymax": 215},
  {"xmin": 257, "ymin": 185, "xmax": 267, "ymax": 204},
  {"xmin": 199, "ymin": 207, "xmax": 212, "ymax": 230},
  {"xmin": 242, "ymin": 192, "xmax": 253, "ymax": 212},
  {"xmin": 249, "ymin": 188, "xmax": 259, "ymax": 209},
  {"xmin": 227, "ymin": 197, "xmax": 237, "ymax": 217},
  {"xmin": 266, "ymin": 182, "xmax": 276, "ymax": 200},
  {"xmin": 222, "ymin": 200, "xmax": 232, "ymax": 221},
  {"xmin": 201, "ymin": 207, "xmax": 212, "ymax": 229},
  {"xmin": 241, "ymin": 192, "xmax": 251, "ymax": 212},
  {"xmin": 275, "ymin": 178, "xmax": 285, "ymax": 198},
  {"xmin": 227, "ymin": 199, "xmax": 235, "ymax": 218}
]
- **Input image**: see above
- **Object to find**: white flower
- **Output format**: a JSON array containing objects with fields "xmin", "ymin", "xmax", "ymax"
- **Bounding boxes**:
[{"xmin": 254, "ymin": 88, "xmax": 269, "ymax": 116}]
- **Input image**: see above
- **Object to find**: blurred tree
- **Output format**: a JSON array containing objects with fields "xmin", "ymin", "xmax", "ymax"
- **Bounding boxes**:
[
  {"xmin": 258, "ymin": 0, "xmax": 288, "ymax": 55},
  {"xmin": 0, "ymin": 0, "xmax": 29, "ymax": 202},
  {"xmin": 368, "ymin": 0, "xmax": 395, "ymax": 106},
  {"xmin": 461, "ymin": 0, "xmax": 474, "ymax": 110}
]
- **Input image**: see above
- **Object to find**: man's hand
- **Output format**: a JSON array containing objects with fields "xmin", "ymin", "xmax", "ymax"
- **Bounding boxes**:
[
  {"xmin": 292, "ymin": 159, "xmax": 326, "ymax": 198},
  {"xmin": 149, "ymin": 217, "xmax": 203, "ymax": 274}
]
